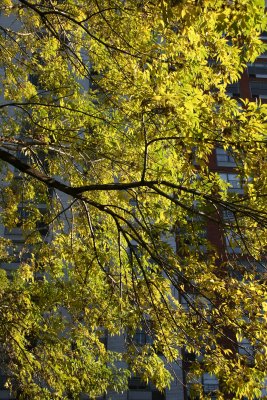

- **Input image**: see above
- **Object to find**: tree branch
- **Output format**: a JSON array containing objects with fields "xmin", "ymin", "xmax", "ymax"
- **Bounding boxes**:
[{"xmin": 1, "ymin": 147, "xmax": 266, "ymax": 228}]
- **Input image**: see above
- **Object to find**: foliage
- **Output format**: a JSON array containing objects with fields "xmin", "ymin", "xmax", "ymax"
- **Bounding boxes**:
[{"xmin": 0, "ymin": 0, "xmax": 267, "ymax": 398}]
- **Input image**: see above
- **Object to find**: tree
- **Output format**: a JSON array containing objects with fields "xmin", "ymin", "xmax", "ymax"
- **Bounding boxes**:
[{"xmin": 0, "ymin": 0, "xmax": 267, "ymax": 398}]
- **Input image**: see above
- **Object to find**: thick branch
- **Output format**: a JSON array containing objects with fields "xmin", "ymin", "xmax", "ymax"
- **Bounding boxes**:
[
  {"xmin": 1, "ymin": 147, "xmax": 266, "ymax": 227},
  {"xmin": 0, "ymin": 148, "xmax": 78, "ymax": 196}
]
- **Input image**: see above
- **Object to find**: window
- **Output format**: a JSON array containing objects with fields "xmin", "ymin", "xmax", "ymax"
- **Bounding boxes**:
[
  {"xmin": 219, "ymin": 173, "xmax": 244, "ymax": 194},
  {"xmin": 128, "ymin": 377, "xmax": 165, "ymax": 400},
  {"xmin": 202, "ymin": 373, "xmax": 219, "ymax": 395},
  {"xmin": 222, "ymin": 209, "xmax": 235, "ymax": 222},
  {"xmin": 216, "ymin": 148, "xmax": 236, "ymax": 167},
  {"xmin": 238, "ymin": 338, "xmax": 254, "ymax": 365},
  {"xmin": 128, "ymin": 391, "xmax": 152, "ymax": 400},
  {"xmin": 129, "ymin": 377, "xmax": 149, "ymax": 390},
  {"xmin": 187, "ymin": 374, "xmax": 218, "ymax": 400},
  {"xmin": 224, "ymin": 231, "xmax": 242, "ymax": 254},
  {"xmin": 132, "ymin": 327, "xmax": 153, "ymax": 346}
]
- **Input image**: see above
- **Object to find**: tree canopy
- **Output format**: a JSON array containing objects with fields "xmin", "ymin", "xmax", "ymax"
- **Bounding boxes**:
[{"xmin": 0, "ymin": 0, "xmax": 267, "ymax": 399}]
